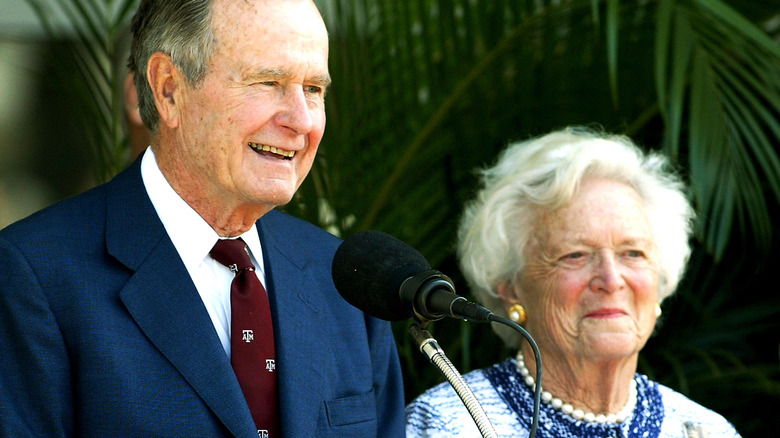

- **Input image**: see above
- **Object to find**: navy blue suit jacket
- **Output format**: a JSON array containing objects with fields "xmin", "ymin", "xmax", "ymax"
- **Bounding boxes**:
[{"xmin": 0, "ymin": 157, "xmax": 405, "ymax": 437}]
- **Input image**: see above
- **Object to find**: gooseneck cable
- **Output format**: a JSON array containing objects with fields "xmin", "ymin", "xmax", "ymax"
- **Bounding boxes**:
[{"xmin": 409, "ymin": 324, "xmax": 499, "ymax": 438}]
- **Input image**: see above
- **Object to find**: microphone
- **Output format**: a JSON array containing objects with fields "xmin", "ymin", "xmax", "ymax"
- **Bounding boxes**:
[{"xmin": 332, "ymin": 230, "xmax": 493, "ymax": 323}]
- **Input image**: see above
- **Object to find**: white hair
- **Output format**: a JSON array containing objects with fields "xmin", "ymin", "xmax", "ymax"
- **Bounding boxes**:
[{"xmin": 457, "ymin": 127, "xmax": 695, "ymax": 347}]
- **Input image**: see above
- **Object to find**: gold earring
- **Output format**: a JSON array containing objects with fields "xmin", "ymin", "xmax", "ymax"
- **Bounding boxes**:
[
  {"xmin": 655, "ymin": 303, "xmax": 662, "ymax": 318},
  {"xmin": 508, "ymin": 304, "xmax": 527, "ymax": 325}
]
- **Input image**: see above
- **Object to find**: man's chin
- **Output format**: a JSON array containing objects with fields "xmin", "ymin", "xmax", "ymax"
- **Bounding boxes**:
[{"xmin": 253, "ymin": 187, "xmax": 296, "ymax": 208}]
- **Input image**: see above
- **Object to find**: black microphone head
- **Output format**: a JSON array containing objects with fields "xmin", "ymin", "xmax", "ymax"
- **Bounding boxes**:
[{"xmin": 332, "ymin": 230, "xmax": 431, "ymax": 321}]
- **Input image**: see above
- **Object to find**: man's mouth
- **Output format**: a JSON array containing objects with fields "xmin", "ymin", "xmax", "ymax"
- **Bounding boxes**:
[{"xmin": 249, "ymin": 142, "xmax": 295, "ymax": 160}]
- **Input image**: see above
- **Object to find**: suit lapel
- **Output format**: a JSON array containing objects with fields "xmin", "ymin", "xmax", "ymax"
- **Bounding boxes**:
[
  {"xmin": 256, "ymin": 215, "xmax": 331, "ymax": 429},
  {"xmin": 105, "ymin": 160, "xmax": 256, "ymax": 438}
]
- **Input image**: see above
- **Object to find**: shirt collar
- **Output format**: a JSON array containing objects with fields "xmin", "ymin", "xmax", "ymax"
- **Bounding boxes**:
[{"xmin": 139, "ymin": 147, "xmax": 265, "ymax": 277}]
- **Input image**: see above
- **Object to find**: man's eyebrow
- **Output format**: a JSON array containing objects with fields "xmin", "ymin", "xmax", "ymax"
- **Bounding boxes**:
[
  {"xmin": 242, "ymin": 68, "xmax": 294, "ymax": 82},
  {"xmin": 310, "ymin": 73, "xmax": 332, "ymax": 89},
  {"xmin": 242, "ymin": 68, "xmax": 332, "ymax": 88},
  {"xmin": 311, "ymin": 73, "xmax": 331, "ymax": 87}
]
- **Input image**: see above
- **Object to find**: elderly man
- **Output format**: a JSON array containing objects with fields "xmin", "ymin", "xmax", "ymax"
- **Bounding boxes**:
[{"xmin": 0, "ymin": 1, "xmax": 405, "ymax": 437}]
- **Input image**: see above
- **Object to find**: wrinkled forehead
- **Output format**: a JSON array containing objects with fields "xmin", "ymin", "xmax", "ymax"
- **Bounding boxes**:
[
  {"xmin": 531, "ymin": 179, "xmax": 654, "ymax": 249},
  {"xmin": 210, "ymin": 0, "xmax": 329, "ymax": 59},
  {"xmin": 211, "ymin": 0, "xmax": 326, "ymax": 33}
]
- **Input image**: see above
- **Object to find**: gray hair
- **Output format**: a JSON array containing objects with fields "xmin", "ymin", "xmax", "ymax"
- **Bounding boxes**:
[
  {"xmin": 457, "ymin": 127, "xmax": 695, "ymax": 348},
  {"xmin": 127, "ymin": 0, "xmax": 216, "ymax": 131}
]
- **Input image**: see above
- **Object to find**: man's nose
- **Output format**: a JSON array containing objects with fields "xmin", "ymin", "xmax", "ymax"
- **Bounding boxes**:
[{"xmin": 276, "ymin": 86, "xmax": 314, "ymax": 135}]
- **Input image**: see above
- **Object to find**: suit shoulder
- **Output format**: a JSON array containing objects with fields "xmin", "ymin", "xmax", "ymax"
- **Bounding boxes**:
[
  {"xmin": 0, "ymin": 183, "xmax": 108, "ymax": 244},
  {"xmin": 260, "ymin": 210, "xmax": 341, "ymax": 247},
  {"xmin": 0, "ymin": 160, "xmax": 144, "ymax": 251}
]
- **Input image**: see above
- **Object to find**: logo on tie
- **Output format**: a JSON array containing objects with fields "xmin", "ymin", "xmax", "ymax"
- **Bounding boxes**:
[
  {"xmin": 266, "ymin": 359, "xmax": 276, "ymax": 372},
  {"xmin": 242, "ymin": 330, "xmax": 254, "ymax": 343}
]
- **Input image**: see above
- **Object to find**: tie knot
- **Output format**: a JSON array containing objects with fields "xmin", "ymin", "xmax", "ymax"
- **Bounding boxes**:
[{"xmin": 210, "ymin": 238, "xmax": 254, "ymax": 271}]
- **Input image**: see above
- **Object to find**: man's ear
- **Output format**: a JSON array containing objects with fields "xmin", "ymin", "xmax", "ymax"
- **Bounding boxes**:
[{"xmin": 147, "ymin": 52, "xmax": 182, "ymax": 129}]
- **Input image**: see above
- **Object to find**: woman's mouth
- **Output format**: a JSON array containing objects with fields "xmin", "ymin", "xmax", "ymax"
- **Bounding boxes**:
[{"xmin": 585, "ymin": 308, "xmax": 627, "ymax": 318}]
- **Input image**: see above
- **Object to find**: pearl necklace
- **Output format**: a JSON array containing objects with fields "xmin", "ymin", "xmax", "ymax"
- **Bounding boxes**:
[{"xmin": 515, "ymin": 351, "xmax": 637, "ymax": 424}]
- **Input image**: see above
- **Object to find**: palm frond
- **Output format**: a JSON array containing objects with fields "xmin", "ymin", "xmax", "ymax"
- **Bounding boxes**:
[
  {"xmin": 312, "ymin": 0, "xmax": 780, "ymax": 263},
  {"xmin": 24, "ymin": 0, "xmax": 137, "ymax": 182},
  {"xmin": 655, "ymin": 0, "xmax": 780, "ymax": 258}
]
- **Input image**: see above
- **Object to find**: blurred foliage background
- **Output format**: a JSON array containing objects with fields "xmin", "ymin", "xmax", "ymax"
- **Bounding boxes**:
[{"xmin": 2, "ymin": 0, "xmax": 778, "ymax": 435}]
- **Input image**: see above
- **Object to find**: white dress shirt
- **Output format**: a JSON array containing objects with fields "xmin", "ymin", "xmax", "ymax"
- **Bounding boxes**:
[{"xmin": 140, "ymin": 147, "xmax": 266, "ymax": 359}]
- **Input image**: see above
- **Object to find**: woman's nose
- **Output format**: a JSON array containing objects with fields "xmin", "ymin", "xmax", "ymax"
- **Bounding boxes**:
[{"xmin": 589, "ymin": 253, "xmax": 626, "ymax": 294}]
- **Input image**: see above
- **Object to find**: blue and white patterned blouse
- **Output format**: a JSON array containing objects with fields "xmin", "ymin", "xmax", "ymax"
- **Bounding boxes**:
[{"xmin": 406, "ymin": 358, "xmax": 741, "ymax": 438}]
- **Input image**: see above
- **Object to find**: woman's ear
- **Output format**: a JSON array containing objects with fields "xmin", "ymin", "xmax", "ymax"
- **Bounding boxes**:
[
  {"xmin": 147, "ymin": 52, "xmax": 182, "ymax": 129},
  {"xmin": 497, "ymin": 282, "xmax": 519, "ymax": 310},
  {"xmin": 498, "ymin": 282, "xmax": 528, "ymax": 325}
]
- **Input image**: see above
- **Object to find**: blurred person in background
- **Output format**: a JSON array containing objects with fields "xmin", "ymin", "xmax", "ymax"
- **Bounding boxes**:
[{"xmin": 124, "ymin": 72, "xmax": 150, "ymax": 159}]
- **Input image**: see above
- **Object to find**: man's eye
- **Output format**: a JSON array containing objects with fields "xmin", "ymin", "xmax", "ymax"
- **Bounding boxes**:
[
  {"xmin": 564, "ymin": 252, "xmax": 585, "ymax": 260},
  {"xmin": 305, "ymin": 85, "xmax": 323, "ymax": 94},
  {"xmin": 625, "ymin": 250, "xmax": 644, "ymax": 258}
]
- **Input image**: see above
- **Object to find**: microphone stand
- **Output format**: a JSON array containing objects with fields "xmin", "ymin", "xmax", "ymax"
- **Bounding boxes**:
[{"xmin": 409, "ymin": 323, "xmax": 498, "ymax": 438}]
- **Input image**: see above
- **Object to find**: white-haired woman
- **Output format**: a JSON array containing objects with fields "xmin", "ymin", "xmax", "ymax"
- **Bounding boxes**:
[{"xmin": 406, "ymin": 127, "xmax": 740, "ymax": 437}]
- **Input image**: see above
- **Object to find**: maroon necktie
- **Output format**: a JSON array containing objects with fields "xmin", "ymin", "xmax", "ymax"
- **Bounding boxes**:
[{"xmin": 210, "ymin": 238, "xmax": 280, "ymax": 438}]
